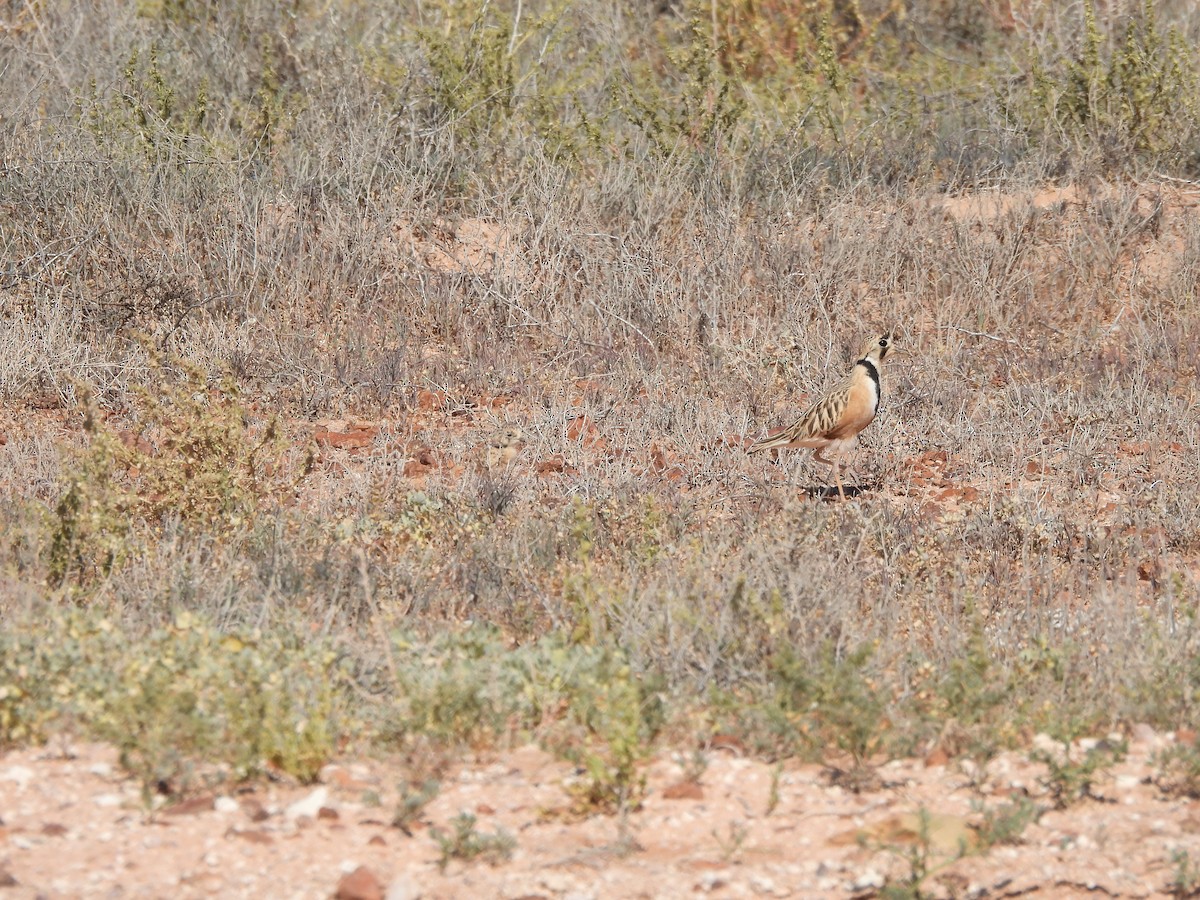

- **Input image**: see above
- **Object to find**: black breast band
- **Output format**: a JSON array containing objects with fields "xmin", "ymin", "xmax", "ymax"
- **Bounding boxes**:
[{"xmin": 860, "ymin": 358, "xmax": 881, "ymax": 401}]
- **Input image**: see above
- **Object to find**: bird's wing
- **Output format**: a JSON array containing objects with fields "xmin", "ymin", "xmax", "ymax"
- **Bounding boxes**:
[{"xmin": 747, "ymin": 373, "xmax": 852, "ymax": 453}]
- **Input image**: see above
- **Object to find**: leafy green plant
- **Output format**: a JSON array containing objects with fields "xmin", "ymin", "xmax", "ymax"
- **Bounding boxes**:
[
  {"xmin": 770, "ymin": 642, "xmax": 888, "ymax": 790},
  {"xmin": 1016, "ymin": 0, "xmax": 1198, "ymax": 160},
  {"xmin": 864, "ymin": 808, "xmax": 976, "ymax": 900},
  {"xmin": 1032, "ymin": 739, "xmax": 1125, "ymax": 809},
  {"xmin": 0, "ymin": 610, "xmax": 348, "ymax": 799},
  {"xmin": 973, "ymin": 796, "xmax": 1042, "ymax": 848},
  {"xmin": 1155, "ymin": 738, "xmax": 1200, "ymax": 799},
  {"xmin": 431, "ymin": 812, "xmax": 516, "ymax": 871},
  {"xmin": 564, "ymin": 656, "xmax": 661, "ymax": 816},
  {"xmin": 616, "ymin": 17, "xmax": 746, "ymax": 157},
  {"xmin": 393, "ymin": 779, "xmax": 441, "ymax": 835},
  {"xmin": 1170, "ymin": 848, "xmax": 1200, "ymax": 898},
  {"xmin": 47, "ymin": 350, "xmax": 300, "ymax": 589},
  {"xmin": 78, "ymin": 42, "xmax": 210, "ymax": 161}
]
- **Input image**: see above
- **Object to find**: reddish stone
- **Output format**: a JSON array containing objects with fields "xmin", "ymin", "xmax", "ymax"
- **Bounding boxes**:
[
  {"xmin": 228, "ymin": 828, "xmax": 273, "ymax": 845},
  {"xmin": 239, "ymin": 798, "xmax": 269, "ymax": 822},
  {"xmin": 536, "ymin": 455, "xmax": 567, "ymax": 475},
  {"xmin": 924, "ymin": 748, "xmax": 951, "ymax": 767},
  {"xmin": 707, "ymin": 733, "xmax": 747, "ymax": 756},
  {"xmin": 164, "ymin": 795, "xmax": 215, "ymax": 816},
  {"xmin": 116, "ymin": 429, "xmax": 154, "ymax": 455},
  {"xmin": 315, "ymin": 426, "xmax": 377, "ymax": 452},
  {"xmin": 416, "ymin": 390, "xmax": 446, "ymax": 411},
  {"xmin": 335, "ymin": 865, "xmax": 384, "ymax": 900},
  {"xmin": 566, "ymin": 415, "xmax": 606, "ymax": 449},
  {"xmin": 662, "ymin": 781, "xmax": 704, "ymax": 800}
]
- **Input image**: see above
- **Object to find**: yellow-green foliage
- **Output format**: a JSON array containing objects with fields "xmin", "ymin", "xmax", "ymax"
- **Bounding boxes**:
[
  {"xmin": 382, "ymin": 626, "xmax": 663, "ymax": 812},
  {"xmin": 616, "ymin": 17, "xmax": 747, "ymax": 157},
  {"xmin": 48, "ymin": 353, "xmax": 297, "ymax": 588},
  {"xmin": 80, "ymin": 43, "xmax": 211, "ymax": 160},
  {"xmin": 0, "ymin": 610, "xmax": 348, "ymax": 793},
  {"xmin": 414, "ymin": 0, "xmax": 575, "ymax": 152},
  {"xmin": 432, "ymin": 812, "xmax": 517, "ymax": 870},
  {"xmin": 1021, "ymin": 0, "xmax": 1197, "ymax": 156},
  {"xmin": 563, "ymin": 654, "xmax": 661, "ymax": 814}
]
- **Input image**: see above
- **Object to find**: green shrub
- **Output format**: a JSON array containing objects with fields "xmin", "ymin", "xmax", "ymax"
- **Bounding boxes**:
[
  {"xmin": 48, "ymin": 351, "xmax": 300, "ymax": 589},
  {"xmin": 0, "ymin": 610, "xmax": 349, "ymax": 797},
  {"xmin": 1014, "ymin": 0, "xmax": 1198, "ymax": 162},
  {"xmin": 431, "ymin": 812, "xmax": 516, "ymax": 870}
]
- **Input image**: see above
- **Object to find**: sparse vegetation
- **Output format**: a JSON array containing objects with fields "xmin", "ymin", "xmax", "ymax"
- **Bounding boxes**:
[
  {"xmin": 974, "ymin": 796, "xmax": 1043, "ymax": 848},
  {"xmin": 392, "ymin": 778, "xmax": 441, "ymax": 835},
  {"xmin": 431, "ymin": 812, "xmax": 517, "ymax": 871},
  {"xmin": 865, "ymin": 807, "xmax": 978, "ymax": 900},
  {"xmin": 1170, "ymin": 847, "xmax": 1200, "ymax": 898},
  {"xmin": 2, "ymin": 2, "xmax": 1200, "ymax": 888},
  {"xmin": 1033, "ymin": 738, "xmax": 1126, "ymax": 809},
  {"xmin": 1156, "ymin": 736, "xmax": 1200, "ymax": 799}
]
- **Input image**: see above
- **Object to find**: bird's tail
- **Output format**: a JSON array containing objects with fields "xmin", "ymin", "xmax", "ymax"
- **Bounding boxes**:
[{"xmin": 746, "ymin": 430, "xmax": 791, "ymax": 454}]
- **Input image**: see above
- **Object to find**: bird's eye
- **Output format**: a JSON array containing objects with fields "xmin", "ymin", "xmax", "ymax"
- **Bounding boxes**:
[{"xmin": 879, "ymin": 338, "xmax": 889, "ymax": 348}]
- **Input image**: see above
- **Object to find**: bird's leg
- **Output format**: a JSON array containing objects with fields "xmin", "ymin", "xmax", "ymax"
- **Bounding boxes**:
[
  {"xmin": 841, "ymin": 453, "xmax": 859, "ymax": 492},
  {"xmin": 812, "ymin": 448, "xmax": 845, "ymax": 501}
]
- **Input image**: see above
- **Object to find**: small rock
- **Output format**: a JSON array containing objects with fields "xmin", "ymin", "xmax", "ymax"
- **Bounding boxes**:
[
  {"xmin": 241, "ymin": 798, "xmax": 270, "ymax": 822},
  {"xmin": 214, "ymin": 796, "xmax": 240, "ymax": 814},
  {"xmin": 662, "ymin": 781, "xmax": 705, "ymax": 801},
  {"xmin": 385, "ymin": 872, "xmax": 422, "ymax": 900},
  {"xmin": 285, "ymin": 787, "xmax": 329, "ymax": 821},
  {"xmin": 229, "ymin": 828, "xmax": 273, "ymax": 845},
  {"xmin": 851, "ymin": 870, "xmax": 885, "ymax": 891},
  {"xmin": 1, "ymin": 766, "xmax": 34, "ymax": 789},
  {"xmin": 165, "ymin": 795, "xmax": 215, "ymax": 816},
  {"xmin": 924, "ymin": 747, "xmax": 950, "ymax": 767},
  {"xmin": 1130, "ymin": 723, "xmax": 1158, "ymax": 746},
  {"xmin": 0, "ymin": 868, "xmax": 16, "ymax": 887},
  {"xmin": 750, "ymin": 873, "xmax": 778, "ymax": 894},
  {"xmin": 336, "ymin": 865, "xmax": 384, "ymax": 900},
  {"xmin": 368, "ymin": 834, "xmax": 387, "ymax": 847},
  {"xmin": 40, "ymin": 823, "xmax": 67, "ymax": 837},
  {"xmin": 1031, "ymin": 733, "xmax": 1064, "ymax": 760},
  {"xmin": 696, "ymin": 871, "xmax": 729, "ymax": 892},
  {"xmin": 87, "ymin": 762, "xmax": 114, "ymax": 779},
  {"xmin": 318, "ymin": 806, "xmax": 340, "ymax": 821},
  {"xmin": 94, "ymin": 793, "xmax": 124, "ymax": 808}
]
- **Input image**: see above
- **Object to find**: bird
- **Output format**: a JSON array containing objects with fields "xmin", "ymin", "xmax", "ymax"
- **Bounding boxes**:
[
  {"xmin": 484, "ymin": 425, "xmax": 525, "ymax": 469},
  {"xmin": 747, "ymin": 329, "xmax": 898, "ymax": 500}
]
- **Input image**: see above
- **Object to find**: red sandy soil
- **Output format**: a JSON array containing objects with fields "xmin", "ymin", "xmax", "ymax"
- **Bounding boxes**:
[{"xmin": 2, "ymin": 728, "xmax": 1198, "ymax": 899}]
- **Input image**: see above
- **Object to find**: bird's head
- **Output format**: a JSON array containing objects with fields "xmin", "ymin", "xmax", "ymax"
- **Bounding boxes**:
[{"xmin": 860, "ymin": 328, "xmax": 899, "ymax": 365}]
